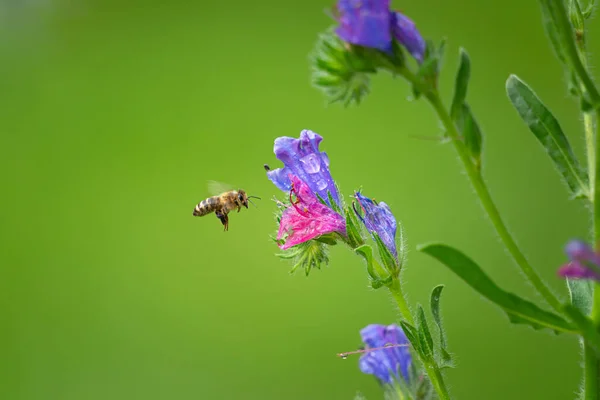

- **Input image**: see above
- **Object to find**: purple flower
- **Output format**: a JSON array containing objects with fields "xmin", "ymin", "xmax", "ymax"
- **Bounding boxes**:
[
  {"xmin": 359, "ymin": 324, "xmax": 412, "ymax": 384},
  {"xmin": 558, "ymin": 240, "xmax": 600, "ymax": 281},
  {"xmin": 391, "ymin": 12, "xmax": 425, "ymax": 63},
  {"xmin": 335, "ymin": 0, "xmax": 392, "ymax": 52},
  {"xmin": 334, "ymin": 0, "xmax": 425, "ymax": 62},
  {"xmin": 267, "ymin": 130, "xmax": 340, "ymax": 208},
  {"xmin": 277, "ymin": 175, "xmax": 346, "ymax": 250},
  {"xmin": 353, "ymin": 192, "xmax": 398, "ymax": 259}
]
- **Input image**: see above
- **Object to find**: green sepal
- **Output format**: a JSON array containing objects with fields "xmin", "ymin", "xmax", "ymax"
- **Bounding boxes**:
[
  {"xmin": 314, "ymin": 233, "xmax": 338, "ymax": 246},
  {"xmin": 430, "ymin": 285, "xmax": 454, "ymax": 368},
  {"xmin": 373, "ymin": 232, "xmax": 399, "ymax": 276},
  {"xmin": 563, "ymin": 304, "xmax": 600, "ymax": 355},
  {"xmin": 506, "ymin": 75, "xmax": 589, "ymax": 199},
  {"xmin": 355, "ymin": 244, "xmax": 392, "ymax": 289},
  {"xmin": 276, "ymin": 239, "xmax": 330, "ymax": 276},
  {"xmin": 345, "ymin": 206, "xmax": 365, "ymax": 249},
  {"xmin": 411, "ymin": 38, "xmax": 446, "ymax": 98},
  {"xmin": 418, "ymin": 243, "xmax": 576, "ymax": 334},
  {"xmin": 417, "ymin": 305, "xmax": 434, "ymax": 361}
]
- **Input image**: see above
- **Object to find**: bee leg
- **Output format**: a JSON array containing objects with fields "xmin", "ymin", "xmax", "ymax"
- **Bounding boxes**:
[
  {"xmin": 237, "ymin": 206, "xmax": 241, "ymax": 213},
  {"xmin": 215, "ymin": 210, "xmax": 229, "ymax": 232}
]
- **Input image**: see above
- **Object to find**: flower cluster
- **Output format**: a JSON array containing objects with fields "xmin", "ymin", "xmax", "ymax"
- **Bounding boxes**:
[{"xmin": 266, "ymin": 129, "xmax": 401, "ymax": 276}]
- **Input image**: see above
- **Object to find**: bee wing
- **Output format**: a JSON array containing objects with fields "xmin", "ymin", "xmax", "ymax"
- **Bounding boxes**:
[{"xmin": 207, "ymin": 180, "xmax": 235, "ymax": 196}]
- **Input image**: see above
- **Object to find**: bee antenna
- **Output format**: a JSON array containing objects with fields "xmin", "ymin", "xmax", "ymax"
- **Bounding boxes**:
[
  {"xmin": 248, "ymin": 195, "xmax": 262, "ymax": 200},
  {"xmin": 248, "ymin": 198, "xmax": 259, "ymax": 208}
]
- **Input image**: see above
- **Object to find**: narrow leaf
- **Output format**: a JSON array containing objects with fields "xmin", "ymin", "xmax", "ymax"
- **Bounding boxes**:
[
  {"xmin": 450, "ymin": 48, "xmax": 471, "ymax": 120},
  {"xmin": 430, "ymin": 285, "xmax": 453, "ymax": 367},
  {"xmin": 400, "ymin": 321, "xmax": 421, "ymax": 355},
  {"xmin": 417, "ymin": 305, "xmax": 434, "ymax": 359},
  {"xmin": 506, "ymin": 75, "xmax": 588, "ymax": 198},
  {"xmin": 419, "ymin": 243, "xmax": 576, "ymax": 334}
]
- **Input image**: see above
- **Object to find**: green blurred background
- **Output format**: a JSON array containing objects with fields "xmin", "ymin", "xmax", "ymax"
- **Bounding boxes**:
[{"xmin": 1, "ymin": 0, "xmax": 597, "ymax": 398}]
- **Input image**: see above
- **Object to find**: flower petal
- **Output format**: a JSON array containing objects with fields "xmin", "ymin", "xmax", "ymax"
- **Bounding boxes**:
[
  {"xmin": 267, "ymin": 130, "xmax": 340, "ymax": 208},
  {"xmin": 277, "ymin": 176, "xmax": 346, "ymax": 249},
  {"xmin": 558, "ymin": 261, "xmax": 600, "ymax": 281},
  {"xmin": 391, "ymin": 12, "xmax": 425, "ymax": 62},
  {"xmin": 335, "ymin": 0, "xmax": 393, "ymax": 51},
  {"xmin": 359, "ymin": 324, "xmax": 411, "ymax": 383}
]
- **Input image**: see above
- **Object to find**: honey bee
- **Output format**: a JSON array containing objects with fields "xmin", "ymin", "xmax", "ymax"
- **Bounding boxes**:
[{"xmin": 192, "ymin": 181, "xmax": 260, "ymax": 231}]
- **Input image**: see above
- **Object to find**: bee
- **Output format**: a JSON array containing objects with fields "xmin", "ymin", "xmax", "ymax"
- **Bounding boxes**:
[{"xmin": 192, "ymin": 181, "xmax": 260, "ymax": 231}]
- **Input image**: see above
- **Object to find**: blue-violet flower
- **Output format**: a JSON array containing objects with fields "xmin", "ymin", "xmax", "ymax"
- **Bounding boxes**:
[
  {"xmin": 359, "ymin": 324, "xmax": 412, "ymax": 384},
  {"xmin": 334, "ymin": 0, "xmax": 425, "ymax": 62},
  {"xmin": 353, "ymin": 192, "xmax": 398, "ymax": 259},
  {"xmin": 267, "ymin": 129, "xmax": 341, "ymax": 208},
  {"xmin": 558, "ymin": 240, "xmax": 600, "ymax": 281}
]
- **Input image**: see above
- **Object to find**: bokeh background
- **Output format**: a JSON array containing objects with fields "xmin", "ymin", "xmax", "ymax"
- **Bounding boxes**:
[{"xmin": 2, "ymin": 0, "xmax": 598, "ymax": 399}]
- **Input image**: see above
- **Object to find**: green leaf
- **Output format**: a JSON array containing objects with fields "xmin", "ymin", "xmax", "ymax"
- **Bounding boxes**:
[
  {"xmin": 450, "ymin": 48, "xmax": 471, "ymax": 120},
  {"xmin": 563, "ymin": 304, "xmax": 600, "ymax": 355},
  {"xmin": 418, "ymin": 243, "xmax": 576, "ymax": 334},
  {"xmin": 506, "ymin": 75, "xmax": 589, "ymax": 199},
  {"xmin": 567, "ymin": 278, "xmax": 593, "ymax": 315},
  {"xmin": 355, "ymin": 244, "xmax": 391, "ymax": 289},
  {"xmin": 417, "ymin": 305, "xmax": 434, "ymax": 360},
  {"xmin": 540, "ymin": 1, "xmax": 568, "ymax": 66},
  {"xmin": 455, "ymin": 103, "xmax": 483, "ymax": 171},
  {"xmin": 430, "ymin": 285, "xmax": 453, "ymax": 367},
  {"xmin": 400, "ymin": 321, "xmax": 421, "ymax": 355}
]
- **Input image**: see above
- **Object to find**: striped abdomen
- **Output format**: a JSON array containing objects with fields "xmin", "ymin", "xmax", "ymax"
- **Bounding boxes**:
[{"xmin": 193, "ymin": 196, "xmax": 220, "ymax": 216}]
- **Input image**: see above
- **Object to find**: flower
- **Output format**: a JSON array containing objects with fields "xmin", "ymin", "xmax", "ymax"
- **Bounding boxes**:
[
  {"xmin": 267, "ymin": 130, "xmax": 340, "ymax": 208},
  {"xmin": 277, "ymin": 175, "xmax": 346, "ymax": 250},
  {"xmin": 391, "ymin": 12, "xmax": 426, "ymax": 63},
  {"xmin": 558, "ymin": 240, "xmax": 600, "ymax": 281},
  {"xmin": 334, "ymin": 0, "xmax": 425, "ymax": 62},
  {"xmin": 359, "ymin": 324, "xmax": 412, "ymax": 383},
  {"xmin": 353, "ymin": 192, "xmax": 398, "ymax": 259}
]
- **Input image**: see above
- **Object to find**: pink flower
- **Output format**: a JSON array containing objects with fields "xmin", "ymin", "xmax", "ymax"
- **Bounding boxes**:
[{"xmin": 277, "ymin": 175, "xmax": 346, "ymax": 250}]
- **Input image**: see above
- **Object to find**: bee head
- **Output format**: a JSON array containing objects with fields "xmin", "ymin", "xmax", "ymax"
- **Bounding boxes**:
[{"xmin": 237, "ymin": 190, "xmax": 249, "ymax": 208}]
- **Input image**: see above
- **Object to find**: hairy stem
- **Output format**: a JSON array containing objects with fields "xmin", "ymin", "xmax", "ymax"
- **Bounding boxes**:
[
  {"xmin": 398, "ymin": 67, "xmax": 562, "ymax": 311},
  {"xmin": 388, "ymin": 279, "xmax": 451, "ymax": 400},
  {"xmin": 389, "ymin": 279, "xmax": 414, "ymax": 325}
]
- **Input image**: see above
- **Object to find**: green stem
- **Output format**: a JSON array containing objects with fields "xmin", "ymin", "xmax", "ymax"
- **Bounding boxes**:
[
  {"xmin": 425, "ymin": 363, "xmax": 451, "ymax": 400},
  {"xmin": 387, "ymin": 279, "xmax": 451, "ymax": 400},
  {"xmin": 398, "ymin": 67, "xmax": 562, "ymax": 312},
  {"xmin": 584, "ymin": 342, "xmax": 600, "ymax": 400},
  {"xmin": 389, "ymin": 278, "xmax": 414, "ymax": 325}
]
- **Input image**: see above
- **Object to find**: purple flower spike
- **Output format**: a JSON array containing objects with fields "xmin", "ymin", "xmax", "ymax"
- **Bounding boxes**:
[
  {"xmin": 277, "ymin": 175, "xmax": 346, "ymax": 250},
  {"xmin": 267, "ymin": 130, "xmax": 340, "ymax": 208},
  {"xmin": 335, "ymin": 0, "xmax": 393, "ymax": 52},
  {"xmin": 391, "ymin": 12, "xmax": 426, "ymax": 63},
  {"xmin": 558, "ymin": 240, "xmax": 600, "ymax": 281},
  {"xmin": 359, "ymin": 324, "xmax": 411, "ymax": 384},
  {"xmin": 354, "ymin": 192, "xmax": 398, "ymax": 259}
]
